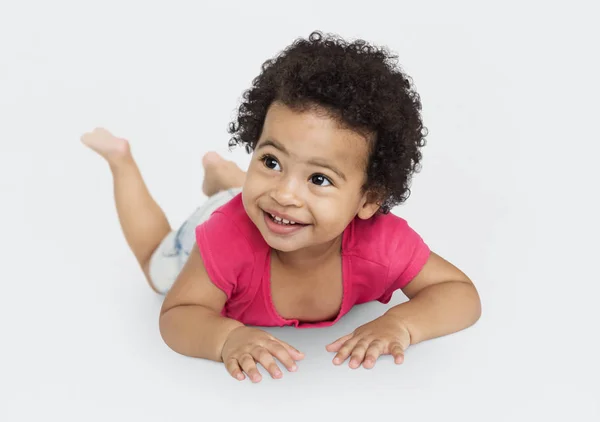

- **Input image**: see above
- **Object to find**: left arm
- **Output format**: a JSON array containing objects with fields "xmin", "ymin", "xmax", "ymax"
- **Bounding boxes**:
[
  {"xmin": 326, "ymin": 251, "xmax": 481, "ymax": 368},
  {"xmin": 385, "ymin": 251, "xmax": 482, "ymax": 345}
]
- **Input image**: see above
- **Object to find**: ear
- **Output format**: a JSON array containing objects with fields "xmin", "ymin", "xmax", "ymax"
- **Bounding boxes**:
[{"xmin": 356, "ymin": 192, "xmax": 381, "ymax": 220}]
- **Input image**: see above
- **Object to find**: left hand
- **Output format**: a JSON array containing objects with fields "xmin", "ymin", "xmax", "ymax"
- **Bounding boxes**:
[{"xmin": 325, "ymin": 314, "xmax": 411, "ymax": 369}]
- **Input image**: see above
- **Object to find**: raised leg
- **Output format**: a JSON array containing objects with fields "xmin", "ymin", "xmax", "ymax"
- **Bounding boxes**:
[{"xmin": 81, "ymin": 128, "xmax": 171, "ymax": 293}]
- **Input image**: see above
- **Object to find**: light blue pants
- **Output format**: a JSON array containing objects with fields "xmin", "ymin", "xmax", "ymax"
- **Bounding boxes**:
[{"xmin": 148, "ymin": 188, "xmax": 242, "ymax": 294}]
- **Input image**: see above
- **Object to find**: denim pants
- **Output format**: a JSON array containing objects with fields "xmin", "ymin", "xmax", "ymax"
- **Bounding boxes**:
[{"xmin": 148, "ymin": 188, "xmax": 242, "ymax": 294}]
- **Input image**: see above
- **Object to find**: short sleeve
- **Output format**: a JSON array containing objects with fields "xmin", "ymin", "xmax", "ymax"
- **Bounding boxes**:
[
  {"xmin": 195, "ymin": 211, "xmax": 254, "ymax": 300},
  {"xmin": 377, "ymin": 220, "xmax": 431, "ymax": 304}
]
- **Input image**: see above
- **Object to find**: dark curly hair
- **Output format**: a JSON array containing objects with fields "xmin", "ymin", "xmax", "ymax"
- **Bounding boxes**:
[{"xmin": 228, "ymin": 30, "xmax": 428, "ymax": 214}]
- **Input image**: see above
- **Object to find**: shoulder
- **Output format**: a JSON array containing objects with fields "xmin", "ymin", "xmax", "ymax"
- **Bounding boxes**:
[
  {"xmin": 194, "ymin": 193, "xmax": 266, "ymax": 298},
  {"xmin": 344, "ymin": 211, "xmax": 430, "ymax": 295},
  {"xmin": 197, "ymin": 192, "xmax": 264, "ymax": 249},
  {"xmin": 344, "ymin": 212, "xmax": 418, "ymax": 260}
]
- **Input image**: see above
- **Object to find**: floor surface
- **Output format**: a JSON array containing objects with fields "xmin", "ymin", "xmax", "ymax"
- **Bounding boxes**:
[{"xmin": 1, "ymin": 1, "xmax": 598, "ymax": 421}]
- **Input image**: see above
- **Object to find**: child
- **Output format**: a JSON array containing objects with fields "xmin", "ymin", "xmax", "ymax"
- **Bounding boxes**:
[{"xmin": 82, "ymin": 31, "xmax": 481, "ymax": 383}]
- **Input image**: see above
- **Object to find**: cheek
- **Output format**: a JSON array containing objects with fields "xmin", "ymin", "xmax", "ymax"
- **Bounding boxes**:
[
  {"xmin": 242, "ymin": 169, "xmax": 263, "ymax": 194},
  {"xmin": 312, "ymin": 193, "xmax": 362, "ymax": 225},
  {"xmin": 245, "ymin": 165, "xmax": 269, "ymax": 186},
  {"xmin": 241, "ymin": 170, "xmax": 272, "ymax": 212},
  {"xmin": 312, "ymin": 199, "xmax": 348, "ymax": 227}
]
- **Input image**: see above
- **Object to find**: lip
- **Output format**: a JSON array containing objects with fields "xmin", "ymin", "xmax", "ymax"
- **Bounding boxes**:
[
  {"xmin": 263, "ymin": 208, "xmax": 309, "ymax": 225},
  {"xmin": 263, "ymin": 211, "xmax": 308, "ymax": 235}
]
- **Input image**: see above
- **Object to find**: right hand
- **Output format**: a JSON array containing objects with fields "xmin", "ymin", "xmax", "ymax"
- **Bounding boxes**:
[{"xmin": 220, "ymin": 326, "xmax": 304, "ymax": 383}]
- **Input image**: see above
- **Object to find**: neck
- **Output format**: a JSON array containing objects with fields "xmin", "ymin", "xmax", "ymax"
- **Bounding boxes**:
[{"xmin": 273, "ymin": 235, "xmax": 342, "ymax": 271}]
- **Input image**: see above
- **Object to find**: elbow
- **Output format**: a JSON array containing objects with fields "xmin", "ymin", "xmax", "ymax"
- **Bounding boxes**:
[
  {"xmin": 469, "ymin": 282, "xmax": 483, "ymax": 326},
  {"xmin": 158, "ymin": 308, "xmax": 178, "ymax": 353},
  {"xmin": 159, "ymin": 307, "xmax": 193, "ymax": 357},
  {"xmin": 453, "ymin": 279, "xmax": 482, "ymax": 329}
]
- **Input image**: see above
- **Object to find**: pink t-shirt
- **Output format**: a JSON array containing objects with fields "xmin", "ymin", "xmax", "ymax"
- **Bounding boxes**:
[{"xmin": 195, "ymin": 194, "xmax": 430, "ymax": 328}]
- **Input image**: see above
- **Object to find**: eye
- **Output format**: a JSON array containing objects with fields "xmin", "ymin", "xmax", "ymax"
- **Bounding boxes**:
[
  {"xmin": 261, "ymin": 155, "xmax": 281, "ymax": 171},
  {"xmin": 310, "ymin": 174, "xmax": 333, "ymax": 187}
]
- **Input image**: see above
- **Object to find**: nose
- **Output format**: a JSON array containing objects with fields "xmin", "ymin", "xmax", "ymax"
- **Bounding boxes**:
[{"xmin": 269, "ymin": 177, "xmax": 303, "ymax": 208}]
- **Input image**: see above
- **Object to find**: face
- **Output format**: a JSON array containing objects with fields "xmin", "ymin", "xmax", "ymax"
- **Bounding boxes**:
[{"xmin": 242, "ymin": 101, "xmax": 380, "ymax": 253}]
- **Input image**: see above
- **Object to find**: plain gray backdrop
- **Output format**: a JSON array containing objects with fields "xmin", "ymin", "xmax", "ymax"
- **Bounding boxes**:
[{"xmin": 1, "ymin": 0, "xmax": 598, "ymax": 421}]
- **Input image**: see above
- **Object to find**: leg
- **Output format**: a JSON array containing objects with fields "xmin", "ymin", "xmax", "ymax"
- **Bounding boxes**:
[
  {"xmin": 81, "ymin": 128, "xmax": 171, "ymax": 293},
  {"xmin": 146, "ymin": 152, "xmax": 246, "ymax": 294},
  {"xmin": 201, "ymin": 151, "xmax": 246, "ymax": 196}
]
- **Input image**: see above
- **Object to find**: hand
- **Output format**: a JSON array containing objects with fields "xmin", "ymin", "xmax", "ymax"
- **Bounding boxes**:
[
  {"xmin": 326, "ymin": 314, "xmax": 411, "ymax": 369},
  {"xmin": 220, "ymin": 326, "xmax": 304, "ymax": 383}
]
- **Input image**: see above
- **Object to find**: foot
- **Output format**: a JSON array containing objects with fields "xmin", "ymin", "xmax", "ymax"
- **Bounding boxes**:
[
  {"xmin": 81, "ymin": 127, "xmax": 130, "ymax": 165},
  {"xmin": 202, "ymin": 152, "xmax": 246, "ymax": 196}
]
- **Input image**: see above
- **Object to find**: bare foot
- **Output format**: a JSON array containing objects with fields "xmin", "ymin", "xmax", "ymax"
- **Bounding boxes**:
[
  {"xmin": 81, "ymin": 127, "xmax": 130, "ymax": 165},
  {"xmin": 202, "ymin": 152, "xmax": 246, "ymax": 196}
]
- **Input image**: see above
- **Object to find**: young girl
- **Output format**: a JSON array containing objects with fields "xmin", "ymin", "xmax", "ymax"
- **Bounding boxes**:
[{"xmin": 82, "ymin": 31, "xmax": 481, "ymax": 383}]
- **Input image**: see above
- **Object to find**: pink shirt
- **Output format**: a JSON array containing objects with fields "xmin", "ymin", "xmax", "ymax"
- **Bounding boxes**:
[{"xmin": 195, "ymin": 194, "xmax": 430, "ymax": 328}]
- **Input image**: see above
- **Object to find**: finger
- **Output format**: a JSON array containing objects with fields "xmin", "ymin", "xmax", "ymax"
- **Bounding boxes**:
[
  {"xmin": 349, "ymin": 340, "xmax": 370, "ymax": 369},
  {"xmin": 362, "ymin": 340, "xmax": 384, "ymax": 369},
  {"xmin": 326, "ymin": 333, "xmax": 353, "ymax": 351},
  {"xmin": 238, "ymin": 353, "xmax": 262, "ymax": 383},
  {"xmin": 267, "ymin": 341, "xmax": 299, "ymax": 372},
  {"xmin": 252, "ymin": 347, "xmax": 283, "ymax": 379},
  {"xmin": 390, "ymin": 342, "xmax": 405, "ymax": 364},
  {"xmin": 333, "ymin": 338, "xmax": 359, "ymax": 365},
  {"xmin": 224, "ymin": 358, "xmax": 246, "ymax": 381},
  {"xmin": 278, "ymin": 340, "xmax": 305, "ymax": 360}
]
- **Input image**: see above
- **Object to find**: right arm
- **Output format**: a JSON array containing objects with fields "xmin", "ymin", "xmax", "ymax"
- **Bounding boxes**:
[
  {"xmin": 158, "ymin": 243, "xmax": 304, "ymax": 382},
  {"xmin": 158, "ymin": 244, "xmax": 243, "ymax": 362}
]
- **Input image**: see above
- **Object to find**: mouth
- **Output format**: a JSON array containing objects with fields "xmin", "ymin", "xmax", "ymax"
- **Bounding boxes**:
[
  {"xmin": 262, "ymin": 210, "xmax": 309, "ymax": 235},
  {"xmin": 266, "ymin": 212, "xmax": 304, "ymax": 226}
]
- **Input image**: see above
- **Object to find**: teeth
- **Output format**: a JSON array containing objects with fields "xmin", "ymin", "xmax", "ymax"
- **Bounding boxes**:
[{"xmin": 268, "ymin": 212, "xmax": 298, "ymax": 225}]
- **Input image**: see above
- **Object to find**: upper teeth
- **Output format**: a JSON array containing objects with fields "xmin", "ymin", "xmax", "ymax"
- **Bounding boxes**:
[{"xmin": 270, "ymin": 213, "xmax": 296, "ymax": 225}]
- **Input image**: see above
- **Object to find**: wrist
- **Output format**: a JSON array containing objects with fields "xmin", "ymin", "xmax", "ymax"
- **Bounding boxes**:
[
  {"xmin": 383, "ymin": 310, "xmax": 415, "ymax": 345},
  {"xmin": 218, "ymin": 321, "xmax": 245, "ymax": 361}
]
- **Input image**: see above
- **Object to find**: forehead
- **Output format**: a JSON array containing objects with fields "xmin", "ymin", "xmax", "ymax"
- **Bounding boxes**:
[{"xmin": 260, "ymin": 102, "xmax": 370, "ymax": 171}]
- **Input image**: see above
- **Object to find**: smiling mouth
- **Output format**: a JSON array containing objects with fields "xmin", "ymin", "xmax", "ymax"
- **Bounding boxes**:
[{"xmin": 265, "ymin": 212, "xmax": 307, "ymax": 226}]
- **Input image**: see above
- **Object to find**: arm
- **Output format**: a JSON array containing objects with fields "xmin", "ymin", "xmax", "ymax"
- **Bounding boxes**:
[
  {"xmin": 326, "ymin": 250, "xmax": 481, "ymax": 368},
  {"xmin": 385, "ymin": 251, "xmax": 482, "ymax": 345},
  {"xmin": 160, "ymin": 241, "xmax": 304, "ymax": 382},
  {"xmin": 159, "ymin": 244, "xmax": 244, "ymax": 362}
]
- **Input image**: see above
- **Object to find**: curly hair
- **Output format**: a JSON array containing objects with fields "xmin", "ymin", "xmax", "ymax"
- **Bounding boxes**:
[{"xmin": 228, "ymin": 30, "xmax": 428, "ymax": 214}]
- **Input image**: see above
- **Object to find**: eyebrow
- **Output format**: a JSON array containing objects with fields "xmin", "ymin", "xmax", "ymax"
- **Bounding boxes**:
[{"xmin": 256, "ymin": 139, "xmax": 347, "ymax": 181}]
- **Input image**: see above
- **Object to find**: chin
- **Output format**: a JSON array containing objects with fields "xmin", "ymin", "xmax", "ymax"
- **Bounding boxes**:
[{"xmin": 261, "ymin": 232, "xmax": 304, "ymax": 252}]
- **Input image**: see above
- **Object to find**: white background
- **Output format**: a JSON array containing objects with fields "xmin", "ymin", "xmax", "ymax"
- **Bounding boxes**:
[{"xmin": 1, "ymin": 0, "xmax": 599, "ymax": 420}]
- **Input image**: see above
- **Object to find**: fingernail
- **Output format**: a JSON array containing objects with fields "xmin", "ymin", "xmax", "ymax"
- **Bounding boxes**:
[
  {"xmin": 333, "ymin": 358, "xmax": 340, "ymax": 364},
  {"xmin": 275, "ymin": 371, "xmax": 282, "ymax": 377},
  {"xmin": 291, "ymin": 365, "xmax": 297, "ymax": 371},
  {"xmin": 237, "ymin": 374, "xmax": 244, "ymax": 380}
]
